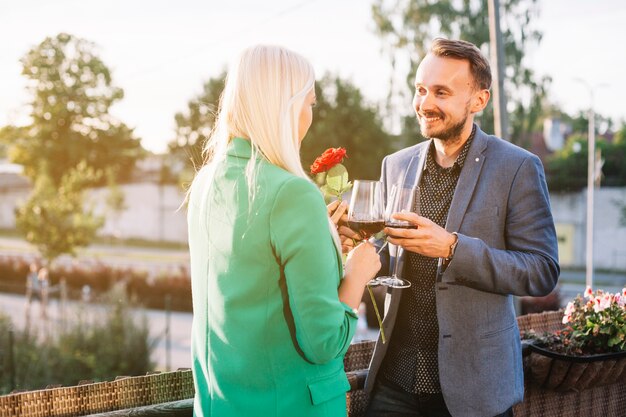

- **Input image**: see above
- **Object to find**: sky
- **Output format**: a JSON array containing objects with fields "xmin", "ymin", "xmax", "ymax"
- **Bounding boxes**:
[{"xmin": 1, "ymin": 0, "xmax": 625, "ymax": 154}]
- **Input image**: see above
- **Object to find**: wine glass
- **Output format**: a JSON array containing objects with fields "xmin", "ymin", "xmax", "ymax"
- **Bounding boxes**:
[
  {"xmin": 377, "ymin": 183, "xmax": 419, "ymax": 289},
  {"xmin": 347, "ymin": 180, "xmax": 385, "ymax": 286}
]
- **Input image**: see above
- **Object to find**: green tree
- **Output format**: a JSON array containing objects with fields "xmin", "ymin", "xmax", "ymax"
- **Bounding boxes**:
[
  {"xmin": 168, "ymin": 73, "xmax": 226, "ymax": 185},
  {"xmin": 371, "ymin": 0, "xmax": 550, "ymax": 147},
  {"xmin": 0, "ymin": 33, "xmax": 144, "ymax": 186},
  {"xmin": 546, "ymin": 128, "xmax": 626, "ymax": 192},
  {"xmin": 15, "ymin": 162, "xmax": 104, "ymax": 264},
  {"xmin": 169, "ymin": 73, "xmax": 393, "ymax": 183},
  {"xmin": 301, "ymin": 74, "xmax": 395, "ymax": 181}
]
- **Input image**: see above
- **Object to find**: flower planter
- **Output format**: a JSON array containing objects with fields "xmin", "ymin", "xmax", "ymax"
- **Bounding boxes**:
[{"xmin": 527, "ymin": 343, "xmax": 626, "ymax": 392}]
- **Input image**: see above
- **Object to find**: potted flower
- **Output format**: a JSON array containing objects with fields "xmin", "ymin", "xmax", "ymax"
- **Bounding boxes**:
[{"xmin": 523, "ymin": 287, "xmax": 626, "ymax": 391}]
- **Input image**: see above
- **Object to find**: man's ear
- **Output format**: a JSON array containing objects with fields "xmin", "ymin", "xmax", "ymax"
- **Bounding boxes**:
[{"xmin": 471, "ymin": 89, "xmax": 490, "ymax": 113}]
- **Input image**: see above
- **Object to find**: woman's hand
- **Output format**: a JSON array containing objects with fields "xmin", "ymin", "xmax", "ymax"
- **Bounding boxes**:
[
  {"xmin": 327, "ymin": 200, "xmax": 347, "ymax": 225},
  {"xmin": 327, "ymin": 200, "xmax": 361, "ymax": 253},
  {"xmin": 344, "ymin": 241, "xmax": 382, "ymax": 286},
  {"xmin": 339, "ymin": 241, "xmax": 382, "ymax": 309}
]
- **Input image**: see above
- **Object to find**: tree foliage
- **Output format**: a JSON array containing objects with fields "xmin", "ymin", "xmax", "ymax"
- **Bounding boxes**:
[
  {"xmin": 371, "ymin": 0, "xmax": 550, "ymax": 146},
  {"xmin": 15, "ymin": 162, "xmax": 104, "ymax": 264},
  {"xmin": 169, "ymin": 73, "xmax": 394, "ymax": 183},
  {"xmin": 546, "ymin": 127, "xmax": 626, "ymax": 192},
  {"xmin": 168, "ymin": 73, "xmax": 225, "ymax": 184},
  {"xmin": 0, "ymin": 33, "xmax": 144, "ymax": 186},
  {"xmin": 301, "ymin": 74, "xmax": 395, "ymax": 181}
]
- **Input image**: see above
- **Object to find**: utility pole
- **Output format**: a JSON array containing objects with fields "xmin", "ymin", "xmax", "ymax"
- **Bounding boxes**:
[
  {"xmin": 585, "ymin": 88, "xmax": 596, "ymax": 290},
  {"xmin": 575, "ymin": 78, "xmax": 604, "ymax": 290},
  {"xmin": 488, "ymin": 0, "xmax": 510, "ymax": 140}
]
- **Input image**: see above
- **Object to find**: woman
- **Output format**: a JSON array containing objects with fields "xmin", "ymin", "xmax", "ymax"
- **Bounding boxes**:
[{"xmin": 187, "ymin": 45, "xmax": 381, "ymax": 417}]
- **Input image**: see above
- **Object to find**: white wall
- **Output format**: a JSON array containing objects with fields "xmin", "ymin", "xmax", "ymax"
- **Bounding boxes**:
[
  {"xmin": 90, "ymin": 183, "xmax": 188, "ymax": 243},
  {"xmin": 551, "ymin": 187, "xmax": 626, "ymax": 270}
]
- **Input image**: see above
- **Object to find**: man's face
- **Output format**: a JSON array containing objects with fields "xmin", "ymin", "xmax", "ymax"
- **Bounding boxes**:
[{"xmin": 412, "ymin": 54, "xmax": 482, "ymax": 142}]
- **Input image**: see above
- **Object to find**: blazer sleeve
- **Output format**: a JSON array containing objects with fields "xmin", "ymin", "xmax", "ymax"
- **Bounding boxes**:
[
  {"xmin": 269, "ymin": 177, "xmax": 358, "ymax": 364},
  {"xmin": 443, "ymin": 154, "xmax": 560, "ymax": 297}
]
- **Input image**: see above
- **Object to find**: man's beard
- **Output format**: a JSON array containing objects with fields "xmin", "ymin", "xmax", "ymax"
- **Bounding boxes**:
[{"xmin": 418, "ymin": 104, "xmax": 471, "ymax": 142}]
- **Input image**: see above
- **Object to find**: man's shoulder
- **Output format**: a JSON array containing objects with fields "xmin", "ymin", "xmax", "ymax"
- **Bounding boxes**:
[
  {"xmin": 385, "ymin": 140, "xmax": 429, "ymax": 164},
  {"xmin": 478, "ymin": 129, "xmax": 539, "ymax": 163}
]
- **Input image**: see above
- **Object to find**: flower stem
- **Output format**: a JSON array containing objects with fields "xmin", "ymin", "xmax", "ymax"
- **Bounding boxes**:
[{"xmin": 367, "ymin": 284, "xmax": 386, "ymax": 344}]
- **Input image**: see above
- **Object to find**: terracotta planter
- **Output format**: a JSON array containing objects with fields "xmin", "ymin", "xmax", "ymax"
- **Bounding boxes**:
[{"xmin": 527, "ymin": 344, "xmax": 626, "ymax": 392}]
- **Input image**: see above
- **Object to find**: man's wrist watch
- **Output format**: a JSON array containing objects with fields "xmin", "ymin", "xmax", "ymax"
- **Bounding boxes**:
[{"xmin": 445, "ymin": 232, "xmax": 459, "ymax": 261}]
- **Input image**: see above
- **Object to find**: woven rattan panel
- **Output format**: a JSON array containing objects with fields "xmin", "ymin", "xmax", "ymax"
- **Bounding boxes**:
[
  {"xmin": 513, "ymin": 379, "xmax": 626, "ymax": 417},
  {"xmin": 345, "ymin": 340, "xmax": 375, "ymax": 417},
  {"xmin": 0, "ymin": 370, "xmax": 194, "ymax": 417}
]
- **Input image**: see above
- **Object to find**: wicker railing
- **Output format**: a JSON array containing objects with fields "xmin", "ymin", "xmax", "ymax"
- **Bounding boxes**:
[{"xmin": 2, "ymin": 311, "xmax": 626, "ymax": 417}]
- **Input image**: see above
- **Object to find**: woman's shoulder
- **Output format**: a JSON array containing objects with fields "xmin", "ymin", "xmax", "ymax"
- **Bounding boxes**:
[{"xmin": 261, "ymin": 164, "xmax": 320, "ymax": 197}]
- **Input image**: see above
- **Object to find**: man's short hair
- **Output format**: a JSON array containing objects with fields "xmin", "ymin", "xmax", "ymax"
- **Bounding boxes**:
[{"xmin": 429, "ymin": 38, "xmax": 492, "ymax": 91}]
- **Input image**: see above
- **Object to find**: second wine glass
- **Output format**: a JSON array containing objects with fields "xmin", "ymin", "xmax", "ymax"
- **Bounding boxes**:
[{"xmin": 377, "ymin": 183, "xmax": 419, "ymax": 289}]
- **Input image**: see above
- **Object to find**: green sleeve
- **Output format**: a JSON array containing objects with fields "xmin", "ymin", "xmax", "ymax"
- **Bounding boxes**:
[{"xmin": 270, "ymin": 177, "xmax": 357, "ymax": 364}]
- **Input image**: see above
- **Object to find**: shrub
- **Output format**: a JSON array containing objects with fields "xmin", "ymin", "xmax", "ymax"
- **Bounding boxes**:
[{"xmin": 0, "ymin": 285, "xmax": 155, "ymax": 394}]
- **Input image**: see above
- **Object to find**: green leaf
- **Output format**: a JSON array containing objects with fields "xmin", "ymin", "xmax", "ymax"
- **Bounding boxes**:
[
  {"xmin": 326, "ymin": 164, "xmax": 349, "ymax": 192},
  {"xmin": 320, "ymin": 184, "xmax": 340, "ymax": 199},
  {"xmin": 608, "ymin": 336, "xmax": 621, "ymax": 347}
]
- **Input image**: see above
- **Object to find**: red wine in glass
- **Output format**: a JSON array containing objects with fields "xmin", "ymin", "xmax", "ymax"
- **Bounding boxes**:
[
  {"xmin": 347, "ymin": 220, "xmax": 385, "ymax": 239},
  {"xmin": 384, "ymin": 222, "xmax": 417, "ymax": 238},
  {"xmin": 347, "ymin": 180, "xmax": 385, "ymax": 286}
]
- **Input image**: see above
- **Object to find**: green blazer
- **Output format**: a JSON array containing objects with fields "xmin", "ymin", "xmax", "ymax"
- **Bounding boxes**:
[{"xmin": 187, "ymin": 138, "xmax": 358, "ymax": 417}]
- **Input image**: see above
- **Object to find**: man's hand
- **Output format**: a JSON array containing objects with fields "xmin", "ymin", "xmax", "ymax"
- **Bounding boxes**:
[
  {"xmin": 326, "ymin": 200, "xmax": 362, "ymax": 253},
  {"xmin": 384, "ymin": 212, "xmax": 456, "ymax": 258}
]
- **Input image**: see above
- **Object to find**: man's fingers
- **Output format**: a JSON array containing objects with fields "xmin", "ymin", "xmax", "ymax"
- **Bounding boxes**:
[
  {"xmin": 391, "ymin": 211, "xmax": 423, "ymax": 224},
  {"xmin": 384, "ymin": 227, "xmax": 415, "ymax": 239}
]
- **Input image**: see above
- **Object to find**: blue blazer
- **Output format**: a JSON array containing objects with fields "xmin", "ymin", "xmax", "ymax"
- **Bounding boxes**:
[{"xmin": 365, "ymin": 126, "xmax": 560, "ymax": 417}]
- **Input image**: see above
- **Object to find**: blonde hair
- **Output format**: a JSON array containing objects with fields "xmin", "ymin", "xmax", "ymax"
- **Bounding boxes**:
[{"xmin": 193, "ymin": 45, "xmax": 341, "ymax": 248}]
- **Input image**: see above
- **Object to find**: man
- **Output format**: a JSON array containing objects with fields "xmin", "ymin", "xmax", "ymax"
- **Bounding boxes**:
[{"xmin": 342, "ymin": 38, "xmax": 560, "ymax": 417}]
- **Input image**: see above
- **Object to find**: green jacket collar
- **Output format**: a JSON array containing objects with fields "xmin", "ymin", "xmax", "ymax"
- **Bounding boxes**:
[{"xmin": 226, "ymin": 137, "xmax": 253, "ymax": 159}]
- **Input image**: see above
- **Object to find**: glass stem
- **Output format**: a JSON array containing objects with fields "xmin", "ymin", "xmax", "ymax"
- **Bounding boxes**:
[
  {"xmin": 391, "ymin": 245, "xmax": 403, "ymax": 277},
  {"xmin": 376, "ymin": 241, "xmax": 388, "ymax": 255}
]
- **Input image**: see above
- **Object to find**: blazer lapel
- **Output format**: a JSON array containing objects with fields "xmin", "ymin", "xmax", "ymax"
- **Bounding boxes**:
[
  {"xmin": 405, "ymin": 144, "xmax": 428, "ymax": 190},
  {"xmin": 445, "ymin": 128, "xmax": 489, "ymax": 233}
]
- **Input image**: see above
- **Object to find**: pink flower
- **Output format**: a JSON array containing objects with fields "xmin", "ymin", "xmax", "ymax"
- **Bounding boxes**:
[
  {"xmin": 562, "ymin": 314, "xmax": 571, "ymax": 324},
  {"xmin": 593, "ymin": 294, "xmax": 611, "ymax": 312},
  {"xmin": 585, "ymin": 286, "xmax": 593, "ymax": 299},
  {"xmin": 564, "ymin": 301, "xmax": 576, "ymax": 316}
]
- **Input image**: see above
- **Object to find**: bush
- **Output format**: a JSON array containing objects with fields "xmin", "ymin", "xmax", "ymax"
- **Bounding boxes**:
[
  {"xmin": 0, "ymin": 285, "xmax": 155, "ymax": 394},
  {"xmin": 0, "ymin": 255, "xmax": 192, "ymax": 312}
]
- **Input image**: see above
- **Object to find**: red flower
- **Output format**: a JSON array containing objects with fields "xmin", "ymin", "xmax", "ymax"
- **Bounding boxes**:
[{"xmin": 310, "ymin": 148, "xmax": 347, "ymax": 174}]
